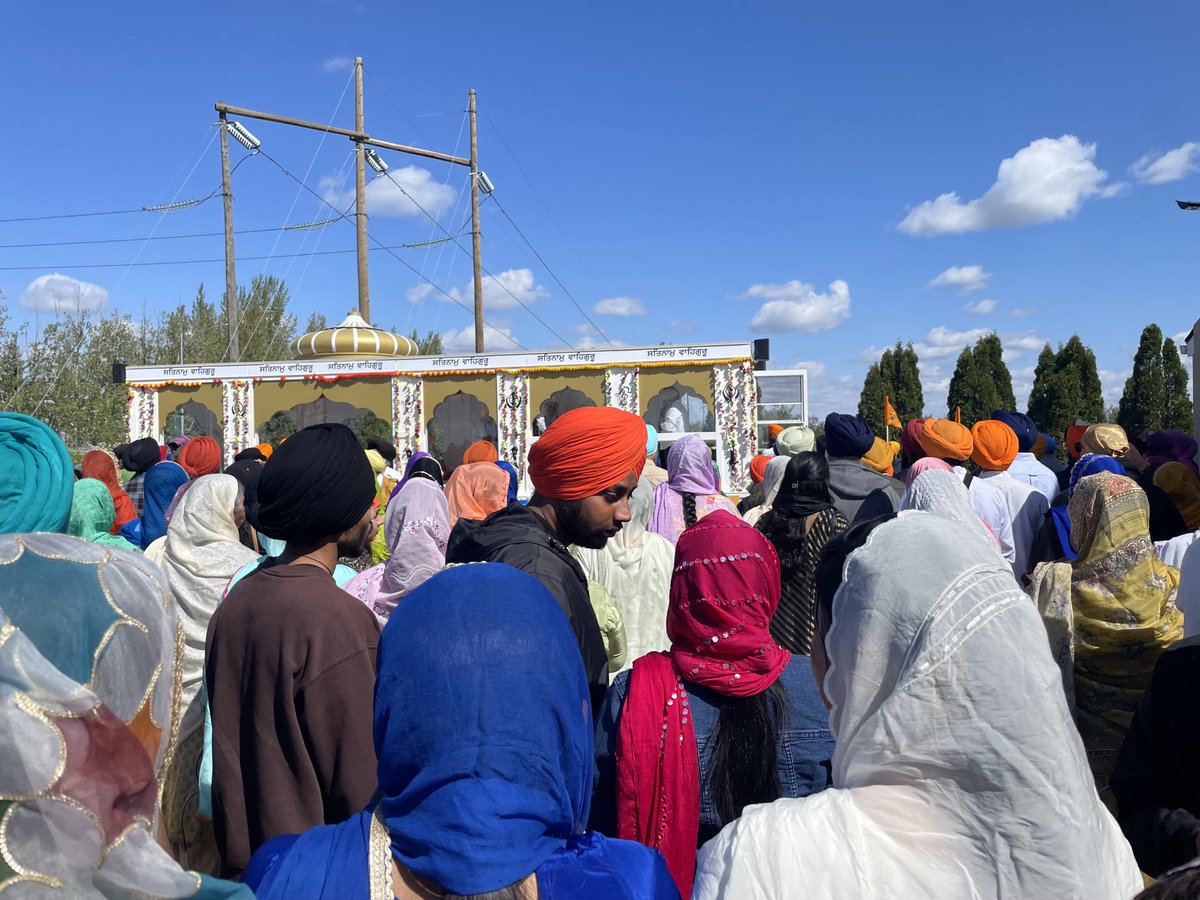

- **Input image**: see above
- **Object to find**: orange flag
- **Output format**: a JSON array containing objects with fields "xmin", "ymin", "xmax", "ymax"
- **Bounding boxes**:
[{"xmin": 884, "ymin": 394, "xmax": 902, "ymax": 429}]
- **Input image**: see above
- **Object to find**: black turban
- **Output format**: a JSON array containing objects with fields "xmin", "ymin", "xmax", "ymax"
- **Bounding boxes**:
[
  {"xmin": 991, "ymin": 410, "xmax": 1038, "ymax": 453},
  {"xmin": 255, "ymin": 423, "xmax": 376, "ymax": 542},
  {"xmin": 234, "ymin": 447, "xmax": 266, "ymax": 462},
  {"xmin": 366, "ymin": 436, "xmax": 397, "ymax": 465},
  {"xmin": 824, "ymin": 413, "xmax": 875, "ymax": 459},
  {"xmin": 118, "ymin": 437, "xmax": 160, "ymax": 473}
]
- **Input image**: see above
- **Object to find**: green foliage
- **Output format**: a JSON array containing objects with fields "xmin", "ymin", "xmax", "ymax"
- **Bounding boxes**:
[
  {"xmin": 857, "ymin": 341, "xmax": 924, "ymax": 434},
  {"xmin": 945, "ymin": 333, "xmax": 1014, "ymax": 426},
  {"xmin": 258, "ymin": 411, "xmax": 297, "ymax": 446},
  {"xmin": 410, "ymin": 329, "xmax": 444, "ymax": 355},
  {"xmin": 1163, "ymin": 337, "xmax": 1192, "ymax": 432},
  {"xmin": 1118, "ymin": 324, "xmax": 1168, "ymax": 436},
  {"xmin": 1026, "ymin": 335, "xmax": 1105, "ymax": 442},
  {"xmin": 343, "ymin": 410, "xmax": 392, "ymax": 445}
]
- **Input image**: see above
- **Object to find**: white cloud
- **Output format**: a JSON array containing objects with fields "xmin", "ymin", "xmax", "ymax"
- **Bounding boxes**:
[
  {"xmin": 793, "ymin": 359, "xmax": 859, "ymax": 421},
  {"xmin": 1002, "ymin": 332, "xmax": 1045, "ymax": 357},
  {"xmin": 320, "ymin": 56, "xmax": 354, "ymax": 74},
  {"xmin": 746, "ymin": 279, "xmax": 851, "ymax": 334},
  {"xmin": 407, "ymin": 267, "xmax": 549, "ymax": 311},
  {"xmin": 668, "ymin": 319, "xmax": 696, "ymax": 335},
  {"xmin": 898, "ymin": 135, "xmax": 1121, "ymax": 236},
  {"xmin": 19, "ymin": 273, "xmax": 109, "ymax": 313},
  {"xmin": 1011, "ymin": 307, "xmax": 1036, "ymax": 318},
  {"xmin": 593, "ymin": 296, "xmax": 646, "ymax": 316},
  {"xmin": 927, "ymin": 264, "xmax": 991, "ymax": 294},
  {"xmin": 914, "ymin": 326, "xmax": 989, "ymax": 359},
  {"xmin": 964, "ymin": 298, "xmax": 998, "ymax": 315},
  {"xmin": 1130, "ymin": 142, "xmax": 1200, "ymax": 185},
  {"xmin": 574, "ymin": 335, "xmax": 628, "ymax": 350},
  {"xmin": 442, "ymin": 324, "xmax": 520, "ymax": 352},
  {"xmin": 1099, "ymin": 368, "xmax": 1130, "ymax": 405},
  {"xmin": 320, "ymin": 166, "xmax": 456, "ymax": 219}
]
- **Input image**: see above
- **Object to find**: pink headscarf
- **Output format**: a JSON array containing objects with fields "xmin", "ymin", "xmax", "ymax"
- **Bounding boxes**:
[{"xmin": 904, "ymin": 456, "xmax": 953, "ymax": 488}]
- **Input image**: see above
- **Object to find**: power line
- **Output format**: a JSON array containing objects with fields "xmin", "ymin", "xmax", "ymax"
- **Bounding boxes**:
[
  {"xmin": 488, "ymin": 191, "xmax": 613, "ymax": 347},
  {"xmin": 0, "ymin": 223, "xmax": 348, "ymax": 249},
  {"xmin": 0, "ymin": 242, "xmax": 455, "ymax": 271}
]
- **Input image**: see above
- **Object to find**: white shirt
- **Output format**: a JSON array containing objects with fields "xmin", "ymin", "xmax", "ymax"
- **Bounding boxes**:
[
  {"xmin": 952, "ymin": 467, "xmax": 1016, "ymax": 567},
  {"xmin": 1007, "ymin": 452, "xmax": 1060, "ymax": 504},
  {"xmin": 976, "ymin": 469, "xmax": 1050, "ymax": 579}
]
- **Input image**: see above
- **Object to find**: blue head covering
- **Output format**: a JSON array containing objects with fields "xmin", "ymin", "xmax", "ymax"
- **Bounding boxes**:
[
  {"xmin": 1050, "ymin": 453, "xmax": 1128, "ymax": 560},
  {"xmin": 645, "ymin": 423, "xmax": 659, "ymax": 457},
  {"xmin": 496, "ymin": 461, "xmax": 519, "ymax": 504},
  {"xmin": 134, "ymin": 462, "xmax": 189, "ymax": 549},
  {"xmin": 824, "ymin": 413, "xmax": 875, "ymax": 459},
  {"xmin": 1042, "ymin": 433, "xmax": 1058, "ymax": 455},
  {"xmin": 991, "ymin": 410, "xmax": 1038, "ymax": 453},
  {"xmin": 0, "ymin": 412, "xmax": 74, "ymax": 534},
  {"xmin": 245, "ymin": 563, "xmax": 597, "ymax": 899}
]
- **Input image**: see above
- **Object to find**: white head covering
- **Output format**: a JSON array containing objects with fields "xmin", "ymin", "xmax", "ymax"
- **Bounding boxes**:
[
  {"xmin": 743, "ymin": 456, "xmax": 790, "ymax": 527},
  {"xmin": 574, "ymin": 475, "xmax": 674, "ymax": 671},
  {"xmin": 775, "ymin": 424, "xmax": 815, "ymax": 457},
  {"xmin": 144, "ymin": 473, "xmax": 257, "ymax": 731},
  {"xmin": 1176, "ymin": 537, "xmax": 1200, "ymax": 639},
  {"xmin": 694, "ymin": 512, "xmax": 1141, "ymax": 899},
  {"xmin": 899, "ymin": 468, "xmax": 998, "ymax": 550}
]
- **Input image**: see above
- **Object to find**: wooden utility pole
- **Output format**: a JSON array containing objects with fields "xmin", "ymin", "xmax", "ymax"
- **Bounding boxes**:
[
  {"xmin": 469, "ymin": 89, "xmax": 484, "ymax": 353},
  {"xmin": 214, "ymin": 60, "xmax": 481, "ymax": 352},
  {"xmin": 218, "ymin": 107, "xmax": 240, "ymax": 361},
  {"xmin": 353, "ymin": 58, "xmax": 371, "ymax": 323}
]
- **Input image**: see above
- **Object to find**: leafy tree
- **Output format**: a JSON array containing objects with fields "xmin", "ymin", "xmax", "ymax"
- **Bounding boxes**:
[
  {"xmin": 410, "ymin": 329, "xmax": 444, "ymax": 355},
  {"xmin": 1163, "ymin": 337, "xmax": 1192, "ymax": 431},
  {"xmin": 857, "ymin": 341, "xmax": 924, "ymax": 435},
  {"xmin": 344, "ymin": 410, "xmax": 393, "ymax": 445},
  {"xmin": 1026, "ymin": 343, "xmax": 1057, "ymax": 431},
  {"xmin": 1118, "ymin": 324, "xmax": 1167, "ymax": 436},
  {"xmin": 303, "ymin": 312, "xmax": 328, "ymax": 333},
  {"xmin": 946, "ymin": 333, "xmax": 1014, "ymax": 426},
  {"xmin": 258, "ymin": 411, "xmax": 297, "ymax": 446}
]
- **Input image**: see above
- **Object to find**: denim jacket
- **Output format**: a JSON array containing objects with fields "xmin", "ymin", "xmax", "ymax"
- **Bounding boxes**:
[{"xmin": 591, "ymin": 656, "xmax": 834, "ymax": 844}]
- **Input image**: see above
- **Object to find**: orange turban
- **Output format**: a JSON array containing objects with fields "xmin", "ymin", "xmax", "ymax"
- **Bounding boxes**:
[
  {"xmin": 860, "ymin": 437, "xmax": 896, "ymax": 475},
  {"xmin": 749, "ymin": 454, "xmax": 771, "ymax": 484},
  {"xmin": 463, "ymin": 440, "xmax": 499, "ymax": 464},
  {"xmin": 177, "ymin": 435, "xmax": 222, "ymax": 477},
  {"xmin": 970, "ymin": 421, "xmax": 1018, "ymax": 471},
  {"xmin": 256, "ymin": 442, "xmax": 274, "ymax": 459},
  {"xmin": 919, "ymin": 418, "xmax": 973, "ymax": 463},
  {"xmin": 528, "ymin": 406, "xmax": 647, "ymax": 500},
  {"xmin": 1066, "ymin": 424, "xmax": 1088, "ymax": 460},
  {"xmin": 767, "ymin": 424, "xmax": 784, "ymax": 440}
]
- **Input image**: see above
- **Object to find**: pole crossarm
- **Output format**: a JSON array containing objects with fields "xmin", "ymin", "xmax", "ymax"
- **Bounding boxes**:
[{"xmin": 213, "ymin": 102, "xmax": 471, "ymax": 167}]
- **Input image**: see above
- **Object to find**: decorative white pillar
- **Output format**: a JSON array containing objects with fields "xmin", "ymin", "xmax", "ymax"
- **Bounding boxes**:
[
  {"xmin": 221, "ymin": 380, "xmax": 255, "ymax": 465},
  {"xmin": 603, "ymin": 366, "xmax": 640, "ymax": 414},
  {"xmin": 391, "ymin": 376, "xmax": 425, "ymax": 458},
  {"xmin": 712, "ymin": 361, "xmax": 757, "ymax": 492},
  {"xmin": 496, "ymin": 371, "xmax": 530, "ymax": 483},
  {"xmin": 126, "ymin": 386, "xmax": 159, "ymax": 443}
]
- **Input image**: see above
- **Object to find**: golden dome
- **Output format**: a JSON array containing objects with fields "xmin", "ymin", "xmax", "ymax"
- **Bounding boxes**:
[{"xmin": 291, "ymin": 309, "xmax": 418, "ymax": 359}]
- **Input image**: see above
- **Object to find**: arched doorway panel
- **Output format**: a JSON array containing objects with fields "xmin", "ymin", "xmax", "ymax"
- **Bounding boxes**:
[
  {"xmin": 163, "ymin": 400, "xmax": 223, "ymax": 451},
  {"xmin": 427, "ymin": 390, "xmax": 498, "ymax": 472},
  {"xmin": 644, "ymin": 382, "xmax": 713, "ymax": 434},
  {"xmin": 534, "ymin": 386, "xmax": 596, "ymax": 435}
]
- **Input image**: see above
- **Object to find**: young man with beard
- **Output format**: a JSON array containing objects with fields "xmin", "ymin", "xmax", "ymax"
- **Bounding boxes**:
[
  {"xmin": 205, "ymin": 423, "xmax": 383, "ymax": 877},
  {"xmin": 446, "ymin": 405, "xmax": 647, "ymax": 713}
]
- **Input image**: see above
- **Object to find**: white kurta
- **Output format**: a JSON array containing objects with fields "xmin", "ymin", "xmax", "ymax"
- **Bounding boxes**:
[
  {"xmin": 1008, "ymin": 451, "xmax": 1061, "ymax": 503},
  {"xmin": 976, "ymin": 469, "xmax": 1050, "ymax": 579}
]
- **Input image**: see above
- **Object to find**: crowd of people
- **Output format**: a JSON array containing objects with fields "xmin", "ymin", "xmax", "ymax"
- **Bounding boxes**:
[{"xmin": 3, "ymin": 401, "xmax": 1200, "ymax": 898}]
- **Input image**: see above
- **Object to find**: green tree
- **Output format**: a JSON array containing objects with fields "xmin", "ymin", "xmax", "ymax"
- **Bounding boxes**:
[
  {"xmin": 1026, "ymin": 343, "xmax": 1057, "ymax": 431},
  {"xmin": 410, "ymin": 329, "xmax": 444, "ymax": 355},
  {"xmin": 1163, "ymin": 337, "xmax": 1192, "ymax": 431},
  {"xmin": 857, "ymin": 341, "xmax": 924, "ymax": 435},
  {"xmin": 344, "ymin": 410, "xmax": 393, "ymax": 445},
  {"xmin": 1118, "ymin": 324, "xmax": 1167, "ymax": 436},
  {"xmin": 946, "ymin": 333, "xmax": 1013, "ymax": 426},
  {"xmin": 303, "ymin": 312, "xmax": 328, "ymax": 333},
  {"xmin": 258, "ymin": 411, "xmax": 297, "ymax": 446}
]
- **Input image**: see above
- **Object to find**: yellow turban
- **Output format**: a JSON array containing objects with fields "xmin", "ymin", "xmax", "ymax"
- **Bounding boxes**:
[{"xmin": 860, "ymin": 437, "xmax": 896, "ymax": 475}]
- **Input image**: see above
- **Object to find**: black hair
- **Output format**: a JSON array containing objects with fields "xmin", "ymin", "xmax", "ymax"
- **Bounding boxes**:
[
  {"xmin": 706, "ymin": 680, "xmax": 788, "ymax": 827},
  {"xmin": 1134, "ymin": 867, "xmax": 1200, "ymax": 900},
  {"xmin": 758, "ymin": 452, "xmax": 831, "ymax": 581},
  {"xmin": 682, "ymin": 491, "xmax": 699, "ymax": 527},
  {"xmin": 366, "ymin": 436, "xmax": 398, "ymax": 465},
  {"xmin": 814, "ymin": 514, "xmax": 896, "ymax": 641}
]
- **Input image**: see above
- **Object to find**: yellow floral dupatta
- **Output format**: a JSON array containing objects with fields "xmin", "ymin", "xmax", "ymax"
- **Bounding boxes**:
[{"xmin": 1030, "ymin": 472, "xmax": 1182, "ymax": 781}]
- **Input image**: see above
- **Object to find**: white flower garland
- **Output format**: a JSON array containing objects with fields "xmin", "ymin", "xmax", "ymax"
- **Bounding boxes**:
[
  {"xmin": 221, "ymin": 380, "xmax": 255, "ymax": 465},
  {"xmin": 712, "ymin": 362, "xmax": 757, "ymax": 491},
  {"xmin": 391, "ymin": 376, "xmax": 424, "ymax": 457},
  {"xmin": 126, "ymin": 386, "xmax": 159, "ymax": 443},
  {"xmin": 602, "ymin": 367, "xmax": 640, "ymax": 414},
  {"xmin": 496, "ymin": 371, "xmax": 530, "ymax": 482}
]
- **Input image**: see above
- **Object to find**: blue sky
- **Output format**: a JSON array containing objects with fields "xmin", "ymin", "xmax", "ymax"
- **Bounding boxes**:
[{"xmin": 2, "ymin": 1, "xmax": 1198, "ymax": 418}]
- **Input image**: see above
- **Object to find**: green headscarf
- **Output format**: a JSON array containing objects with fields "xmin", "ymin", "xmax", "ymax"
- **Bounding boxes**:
[
  {"xmin": 0, "ymin": 412, "xmax": 74, "ymax": 534},
  {"xmin": 68, "ymin": 479, "xmax": 141, "ymax": 552}
]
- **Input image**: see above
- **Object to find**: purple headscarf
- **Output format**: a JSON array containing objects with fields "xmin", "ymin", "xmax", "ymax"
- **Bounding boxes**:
[
  {"xmin": 646, "ymin": 435, "xmax": 737, "ymax": 542},
  {"xmin": 390, "ymin": 451, "xmax": 445, "ymax": 501},
  {"xmin": 1145, "ymin": 430, "xmax": 1200, "ymax": 478},
  {"xmin": 344, "ymin": 477, "xmax": 450, "ymax": 620}
]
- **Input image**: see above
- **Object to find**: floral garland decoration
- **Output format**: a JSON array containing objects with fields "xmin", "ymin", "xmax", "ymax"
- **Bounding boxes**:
[
  {"xmin": 496, "ymin": 371, "xmax": 530, "ymax": 484},
  {"xmin": 221, "ymin": 380, "xmax": 255, "ymax": 466},
  {"xmin": 712, "ymin": 362, "xmax": 757, "ymax": 492},
  {"xmin": 602, "ymin": 366, "xmax": 640, "ymax": 415},
  {"xmin": 126, "ymin": 386, "xmax": 159, "ymax": 442},
  {"xmin": 391, "ymin": 376, "xmax": 424, "ymax": 458}
]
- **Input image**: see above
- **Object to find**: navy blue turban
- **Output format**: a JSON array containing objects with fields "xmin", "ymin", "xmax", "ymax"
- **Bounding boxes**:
[
  {"xmin": 991, "ymin": 410, "xmax": 1038, "ymax": 453},
  {"xmin": 824, "ymin": 413, "xmax": 875, "ymax": 459}
]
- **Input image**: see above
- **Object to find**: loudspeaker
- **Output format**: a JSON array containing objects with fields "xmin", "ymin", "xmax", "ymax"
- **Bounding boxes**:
[
  {"xmin": 112, "ymin": 361, "xmax": 127, "ymax": 384},
  {"xmin": 752, "ymin": 338, "xmax": 770, "ymax": 371}
]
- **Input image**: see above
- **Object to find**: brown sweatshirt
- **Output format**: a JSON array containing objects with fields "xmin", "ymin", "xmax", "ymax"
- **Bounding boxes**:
[{"xmin": 205, "ymin": 560, "xmax": 381, "ymax": 875}]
